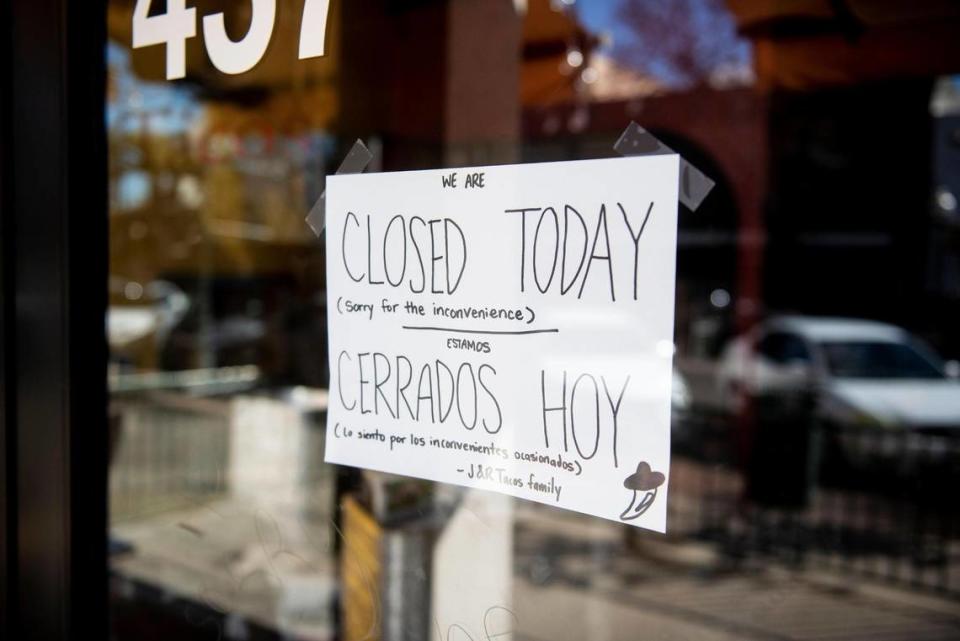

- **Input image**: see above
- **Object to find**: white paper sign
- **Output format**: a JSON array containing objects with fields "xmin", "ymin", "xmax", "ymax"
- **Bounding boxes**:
[{"xmin": 325, "ymin": 155, "xmax": 679, "ymax": 531}]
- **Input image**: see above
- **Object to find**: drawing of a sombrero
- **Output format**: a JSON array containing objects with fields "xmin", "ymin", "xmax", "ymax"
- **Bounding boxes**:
[
  {"xmin": 620, "ymin": 461, "xmax": 665, "ymax": 521},
  {"xmin": 623, "ymin": 461, "xmax": 665, "ymax": 491}
]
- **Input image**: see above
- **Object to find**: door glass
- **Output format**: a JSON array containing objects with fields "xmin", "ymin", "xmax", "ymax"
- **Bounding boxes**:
[{"xmin": 106, "ymin": 1, "xmax": 960, "ymax": 639}]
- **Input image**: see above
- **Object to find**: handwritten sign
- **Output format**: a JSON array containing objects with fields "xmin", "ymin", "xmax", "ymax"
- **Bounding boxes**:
[{"xmin": 325, "ymin": 156, "xmax": 679, "ymax": 531}]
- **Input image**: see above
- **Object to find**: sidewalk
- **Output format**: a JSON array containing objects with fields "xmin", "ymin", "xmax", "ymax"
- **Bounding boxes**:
[{"xmin": 512, "ymin": 504, "xmax": 960, "ymax": 641}]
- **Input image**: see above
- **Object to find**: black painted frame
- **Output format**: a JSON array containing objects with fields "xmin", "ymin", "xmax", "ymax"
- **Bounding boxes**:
[{"xmin": 1, "ymin": 0, "xmax": 108, "ymax": 638}]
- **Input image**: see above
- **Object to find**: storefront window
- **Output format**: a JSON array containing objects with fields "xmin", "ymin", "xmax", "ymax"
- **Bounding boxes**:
[{"xmin": 104, "ymin": 1, "xmax": 960, "ymax": 639}]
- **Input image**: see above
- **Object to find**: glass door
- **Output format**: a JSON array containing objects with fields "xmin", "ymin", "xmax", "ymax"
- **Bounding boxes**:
[{"xmin": 102, "ymin": 2, "xmax": 960, "ymax": 640}]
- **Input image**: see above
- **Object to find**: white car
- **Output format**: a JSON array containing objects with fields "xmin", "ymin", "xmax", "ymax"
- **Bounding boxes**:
[{"xmin": 717, "ymin": 316, "xmax": 960, "ymax": 435}]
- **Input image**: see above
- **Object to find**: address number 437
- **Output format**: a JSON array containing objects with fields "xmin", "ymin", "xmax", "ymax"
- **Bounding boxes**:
[{"xmin": 133, "ymin": 0, "xmax": 331, "ymax": 79}]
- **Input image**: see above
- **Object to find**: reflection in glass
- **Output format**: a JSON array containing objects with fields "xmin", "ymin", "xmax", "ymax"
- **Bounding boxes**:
[{"xmin": 105, "ymin": 0, "xmax": 960, "ymax": 639}]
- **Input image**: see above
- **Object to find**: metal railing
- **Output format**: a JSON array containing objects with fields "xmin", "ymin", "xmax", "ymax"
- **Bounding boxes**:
[
  {"xmin": 109, "ymin": 393, "xmax": 232, "ymax": 522},
  {"xmin": 669, "ymin": 398, "xmax": 960, "ymax": 598}
]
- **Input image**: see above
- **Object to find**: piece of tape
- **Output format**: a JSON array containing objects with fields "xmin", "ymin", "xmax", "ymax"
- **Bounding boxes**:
[
  {"xmin": 306, "ymin": 139, "xmax": 374, "ymax": 236},
  {"xmin": 614, "ymin": 121, "xmax": 715, "ymax": 211}
]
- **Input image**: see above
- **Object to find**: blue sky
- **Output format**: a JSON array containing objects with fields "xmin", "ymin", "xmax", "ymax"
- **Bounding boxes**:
[
  {"xmin": 573, "ymin": 0, "xmax": 626, "ymax": 52},
  {"xmin": 568, "ymin": 0, "xmax": 751, "ymax": 87},
  {"xmin": 107, "ymin": 41, "xmax": 201, "ymax": 135}
]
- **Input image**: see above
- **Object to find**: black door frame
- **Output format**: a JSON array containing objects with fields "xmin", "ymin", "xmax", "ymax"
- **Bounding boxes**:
[{"xmin": 2, "ymin": 0, "xmax": 108, "ymax": 638}]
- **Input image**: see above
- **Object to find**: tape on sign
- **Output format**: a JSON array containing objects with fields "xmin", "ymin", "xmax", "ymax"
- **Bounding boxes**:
[
  {"xmin": 614, "ymin": 121, "xmax": 715, "ymax": 211},
  {"xmin": 305, "ymin": 139, "xmax": 374, "ymax": 236}
]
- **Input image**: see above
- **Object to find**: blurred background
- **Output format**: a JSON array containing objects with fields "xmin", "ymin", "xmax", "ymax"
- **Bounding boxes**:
[{"xmin": 104, "ymin": 1, "xmax": 960, "ymax": 639}]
